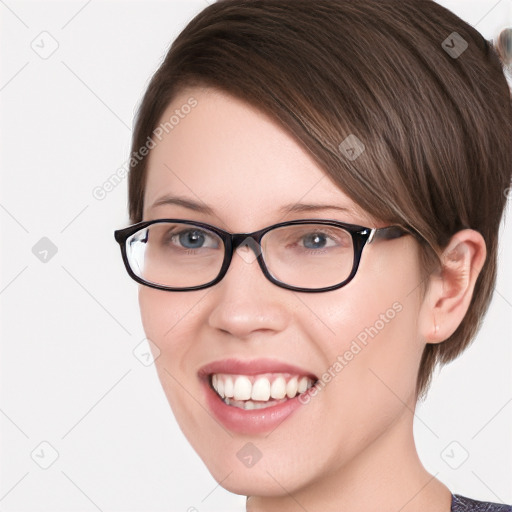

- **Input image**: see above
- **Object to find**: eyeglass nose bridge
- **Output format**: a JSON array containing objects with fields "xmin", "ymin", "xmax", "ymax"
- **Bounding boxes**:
[
  {"xmin": 228, "ymin": 232, "xmax": 265, "ymax": 261},
  {"xmin": 213, "ymin": 231, "xmax": 268, "ymax": 286}
]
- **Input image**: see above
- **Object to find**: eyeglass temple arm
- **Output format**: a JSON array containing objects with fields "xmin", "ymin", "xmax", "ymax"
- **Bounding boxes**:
[{"xmin": 367, "ymin": 225, "xmax": 416, "ymax": 244}]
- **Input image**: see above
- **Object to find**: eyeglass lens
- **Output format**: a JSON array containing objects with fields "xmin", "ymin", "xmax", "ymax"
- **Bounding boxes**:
[{"xmin": 125, "ymin": 221, "xmax": 355, "ymax": 289}]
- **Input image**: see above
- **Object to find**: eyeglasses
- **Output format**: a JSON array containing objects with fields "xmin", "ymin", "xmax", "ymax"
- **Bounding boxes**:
[{"xmin": 114, "ymin": 218, "xmax": 414, "ymax": 293}]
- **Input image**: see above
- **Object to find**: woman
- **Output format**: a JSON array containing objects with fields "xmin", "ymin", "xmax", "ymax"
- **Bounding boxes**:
[{"xmin": 114, "ymin": 1, "xmax": 512, "ymax": 510}]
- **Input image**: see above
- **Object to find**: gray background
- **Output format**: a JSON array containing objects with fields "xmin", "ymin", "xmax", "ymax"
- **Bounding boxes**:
[{"xmin": 0, "ymin": 1, "xmax": 511, "ymax": 511}]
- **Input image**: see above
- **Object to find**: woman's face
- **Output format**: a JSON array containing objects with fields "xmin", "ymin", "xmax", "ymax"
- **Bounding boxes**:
[{"xmin": 139, "ymin": 86, "xmax": 429, "ymax": 496}]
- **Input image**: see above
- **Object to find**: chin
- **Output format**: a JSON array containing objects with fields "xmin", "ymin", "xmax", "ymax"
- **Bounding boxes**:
[
  {"xmin": 194, "ymin": 445, "xmax": 312, "ymax": 498},
  {"xmin": 208, "ymin": 468, "xmax": 300, "ymax": 498}
]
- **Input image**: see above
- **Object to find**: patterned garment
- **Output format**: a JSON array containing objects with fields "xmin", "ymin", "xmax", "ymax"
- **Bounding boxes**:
[{"xmin": 451, "ymin": 494, "xmax": 512, "ymax": 512}]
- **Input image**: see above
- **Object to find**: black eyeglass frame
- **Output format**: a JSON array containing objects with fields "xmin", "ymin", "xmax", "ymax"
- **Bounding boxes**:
[{"xmin": 114, "ymin": 218, "xmax": 415, "ymax": 293}]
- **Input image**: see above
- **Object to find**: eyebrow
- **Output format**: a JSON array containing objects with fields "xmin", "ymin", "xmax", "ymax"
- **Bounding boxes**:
[{"xmin": 149, "ymin": 194, "xmax": 356, "ymax": 216}]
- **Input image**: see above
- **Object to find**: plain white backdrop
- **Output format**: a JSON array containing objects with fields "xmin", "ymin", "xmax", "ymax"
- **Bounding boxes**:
[{"xmin": 0, "ymin": 1, "xmax": 511, "ymax": 511}]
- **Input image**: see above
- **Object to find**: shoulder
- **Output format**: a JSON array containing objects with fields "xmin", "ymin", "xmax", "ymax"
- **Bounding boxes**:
[{"xmin": 451, "ymin": 494, "xmax": 512, "ymax": 512}]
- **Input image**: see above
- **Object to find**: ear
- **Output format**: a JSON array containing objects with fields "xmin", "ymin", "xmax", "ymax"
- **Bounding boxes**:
[{"xmin": 418, "ymin": 229, "xmax": 487, "ymax": 344}]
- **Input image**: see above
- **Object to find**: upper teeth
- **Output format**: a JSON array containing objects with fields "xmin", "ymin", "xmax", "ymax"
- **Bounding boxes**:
[{"xmin": 211, "ymin": 373, "xmax": 314, "ymax": 401}]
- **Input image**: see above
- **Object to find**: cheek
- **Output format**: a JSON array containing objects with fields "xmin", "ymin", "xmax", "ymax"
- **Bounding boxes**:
[
  {"xmin": 310, "ymin": 269, "xmax": 420, "ymax": 362},
  {"xmin": 306, "ymin": 286, "xmax": 421, "ymax": 407},
  {"xmin": 305, "ymin": 250, "xmax": 424, "ymax": 425},
  {"xmin": 326, "ymin": 291, "xmax": 422, "ymax": 407},
  {"xmin": 288, "ymin": 285, "xmax": 421, "ymax": 480},
  {"xmin": 138, "ymin": 287, "xmax": 214, "ymax": 442},
  {"xmin": 138, "ymin": 287, "xmax": 205, "ymax": 355},
  {"xmin": 138, "ymin": 287, "xmax": 200, "ymax": 408}
]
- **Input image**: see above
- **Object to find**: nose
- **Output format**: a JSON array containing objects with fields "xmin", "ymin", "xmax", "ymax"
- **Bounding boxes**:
[{"xmin": 207, "ymin": 242, "xmax": 290, "ymax": 339}]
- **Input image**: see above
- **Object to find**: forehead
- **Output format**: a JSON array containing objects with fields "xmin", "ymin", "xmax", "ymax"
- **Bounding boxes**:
[{"xmin": 143, "ymin": 86, "xmax": 374, "ymax": 230}]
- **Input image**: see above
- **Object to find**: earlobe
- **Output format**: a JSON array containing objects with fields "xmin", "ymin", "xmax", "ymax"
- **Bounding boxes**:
[{"xmin": 420, "ymin": 229, "xmax": 487, "ymax": 344}]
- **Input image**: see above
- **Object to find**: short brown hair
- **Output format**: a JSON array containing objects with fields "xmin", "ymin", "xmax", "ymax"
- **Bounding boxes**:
[{"xmin": 127, "ymin": 0, "xmax": 512, "ymax": 401}]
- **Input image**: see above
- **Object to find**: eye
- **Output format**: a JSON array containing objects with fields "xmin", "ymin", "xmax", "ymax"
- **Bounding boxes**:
[
  {"xmin": 283, "ymin": 227, "xmax": 351, "ymax": 252},
  {"xmin": 301, "ymin": 232, "xmax": 335, "ymax": 250},
  {"xmin": 167, "ymin": 228, "xmax": 220, "ymax": 250}
]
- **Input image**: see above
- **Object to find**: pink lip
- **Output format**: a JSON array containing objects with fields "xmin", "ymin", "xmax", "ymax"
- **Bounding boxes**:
[
  {"xmin": 198, "ymin": 358, "xmax": 319, "ymax": 435},
  {"xmin": 198, "ymin": 358, "xmax": 318, "ymax": 380}
]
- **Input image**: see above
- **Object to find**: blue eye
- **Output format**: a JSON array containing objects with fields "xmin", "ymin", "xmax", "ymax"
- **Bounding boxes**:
[
  {"xmin": 302, "ymin": 232, "xmax": 329, "ymax": 250},
  {"xmin": 168, "ymin": 228, "xmax": 220, "ymax": 250},
  {"xmin": 178, "ymin": 230, "xmax": 206, "ymax": 249}
]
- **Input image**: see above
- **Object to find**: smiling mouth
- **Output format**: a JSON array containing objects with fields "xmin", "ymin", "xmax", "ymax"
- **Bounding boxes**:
[{"xmin": 209, "ymin": 372, "xmax": 318, "ymax": 410}]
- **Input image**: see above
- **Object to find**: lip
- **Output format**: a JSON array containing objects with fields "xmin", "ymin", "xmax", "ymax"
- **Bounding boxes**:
[
  {"xmin": 198, "ymin": 358, "xmax": 318, "ymax": 380},
  {"xmin": 198, "ymin": 358, "xmax": 319, "ymax": 435}
]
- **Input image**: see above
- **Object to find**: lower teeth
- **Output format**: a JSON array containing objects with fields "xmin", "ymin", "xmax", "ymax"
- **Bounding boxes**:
[{"xmin": 223, "ymin": 396, "xmax": 290, "ymax": 410}]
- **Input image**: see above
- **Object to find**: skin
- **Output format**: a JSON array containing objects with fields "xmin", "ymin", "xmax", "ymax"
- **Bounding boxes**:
[{"xmin": 138, "ymin": 86, "xmax": 486, "ymax": 512}]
